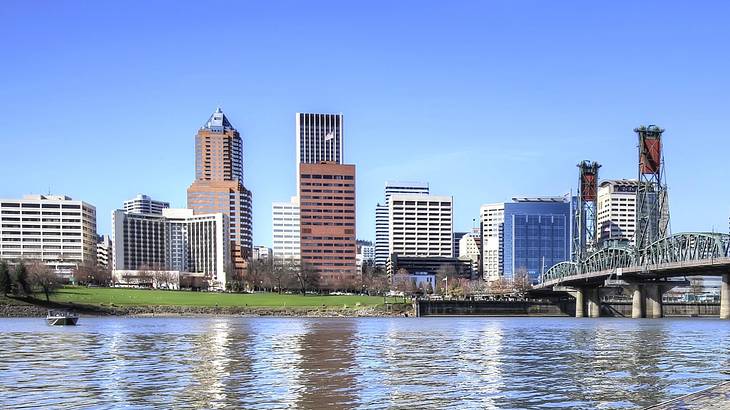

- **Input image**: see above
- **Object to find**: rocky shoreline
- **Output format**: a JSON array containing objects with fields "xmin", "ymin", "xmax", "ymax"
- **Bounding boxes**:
[{"xmin": 0, "ymin": 300, "xmax": 413, "ymax": 318}]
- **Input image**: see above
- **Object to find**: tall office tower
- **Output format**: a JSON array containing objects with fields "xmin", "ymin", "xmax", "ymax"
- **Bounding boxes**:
[
  {"xmin": 187, "ymin": 108, "xmax": 253, "ymax": 278},
  {"xmin": 296, "ymin": 113, "xmax": 344, "ymax": 182},
  {"xmin": 0, "ymin": 195, "xmax": 97, "ymax": 280},
  {"xmin": 388, "ymin": 194, "xmax": 453, "ymax": 259},
  {"xmin": 299, "ymin": 162, "xmax": 357, "ymax": 288},
  {"xmin": 123, "ymin": 194, "xmax": 170, "ymax": 215},
  {"xmin": 480, "ymin": 203, "xmax": 505, "ymax": 280},
  {"xmin": 96, "ymin": 235, "xmax": 113, "ymax": 269},
  {"xmin": 374, "ymin": 181, "xmax": 430, "ymax": 267},
  {"xmin": 272, "ymin": 196, "xmax": 301, "ymax": 261},
  {"xmin": 596, "ymin": 180, "xmax": 638, "ymax": 245},
  {"xmin": 112, "ymin": 208, "xmax": 230, "ymax": 289}
]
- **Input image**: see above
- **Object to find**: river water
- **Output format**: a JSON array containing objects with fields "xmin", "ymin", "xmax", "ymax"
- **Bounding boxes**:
[{"xmin": 0, "ymin": 317, "xmax": 728, "ymax": 409}]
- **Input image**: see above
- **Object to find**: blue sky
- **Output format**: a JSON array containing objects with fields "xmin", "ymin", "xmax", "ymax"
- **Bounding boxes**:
[{"xmin": 1, "ymin": 1, "xmax": 729, "ymax": 246}]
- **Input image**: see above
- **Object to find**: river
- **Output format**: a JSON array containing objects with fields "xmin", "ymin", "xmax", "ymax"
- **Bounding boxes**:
[{"xmin": 0, "ymin": 317, "xmax": 728, "ymax": 409}]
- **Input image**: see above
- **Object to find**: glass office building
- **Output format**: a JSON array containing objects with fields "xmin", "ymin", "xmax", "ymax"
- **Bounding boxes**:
[{"xmin": 502, "ymin": 198, "xmax": 572, "ymax": 283}]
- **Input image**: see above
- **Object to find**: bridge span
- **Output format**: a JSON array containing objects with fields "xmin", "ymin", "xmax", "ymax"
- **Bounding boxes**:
[{"xmin": 535, "ymin": 232, "xmax": 730, "ymax": 319}]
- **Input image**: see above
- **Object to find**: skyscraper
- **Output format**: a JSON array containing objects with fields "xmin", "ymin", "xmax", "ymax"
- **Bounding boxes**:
[
  {"xmin": 295, "ymin": 113, "xmax": 344, "ymax": 185},
  {"xmin": 299, "ymin": 162, "xmax": 357, "ymax": 287},
  {"xmin": 272, "ymin": 113, "xmax": 348, "ymax": 268},
  {"xmin": 187, "ymin": 108, "xmax": 253, "ymax": 278},
  {"xmin": 374, "ymin": 181, "xmax": 430, "ymax": 267}
]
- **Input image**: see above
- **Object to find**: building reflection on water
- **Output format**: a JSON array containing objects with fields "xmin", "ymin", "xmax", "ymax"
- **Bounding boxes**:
[
  {"xmin": 293, "ymin": 320, "xmax": 357, "ymax": 408},
  {"xmin": 0, "ymin": 317, "xmax": 728, "ymax": 409}
]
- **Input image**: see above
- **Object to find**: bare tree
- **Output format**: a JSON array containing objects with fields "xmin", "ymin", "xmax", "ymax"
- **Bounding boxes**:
[
  {"xmin": 512, "ymin": 268, "xmax": 532, "ymax": 295},
  {"xmin": 246, "ymin": 259, "xmax": 273, "ymax": 291},
  {"xmin": 368, "ymin": 269, "xmax": 389, "ymax": 296},
  {"xmin": 271, "ymin": 258, "xmax": 295, "ymax": 294},
  {"xmin": 295, "ymin": 261, "xmax": 320, "ymax": 295},
  {"xmin": 28, "ymin": 260, "xmax": 61, "ymax": 302}
]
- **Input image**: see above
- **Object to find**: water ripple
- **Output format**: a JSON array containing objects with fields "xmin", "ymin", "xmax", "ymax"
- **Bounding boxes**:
[{"xmin": 0, "ymin": 317, "xmax": 728, "ymax": 409}]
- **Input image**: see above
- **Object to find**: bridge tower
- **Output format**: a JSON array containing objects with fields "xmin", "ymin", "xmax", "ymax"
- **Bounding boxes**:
[
  {"xmin": 634, "ymin": 125, "xmax": 670, "ymax": 249},
  {"xmin": 573, "ymin": 160, "xmax": 601, "ymax": 261}
]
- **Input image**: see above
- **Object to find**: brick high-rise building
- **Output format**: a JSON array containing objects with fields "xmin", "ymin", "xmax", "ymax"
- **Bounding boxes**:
[
  {"xmin": 299, "ymin": 162, "xmax": 356, "ymax": 288},
  {"xmin": 187, "ymin": 108, "xmax": 253, "ymax": 278}
]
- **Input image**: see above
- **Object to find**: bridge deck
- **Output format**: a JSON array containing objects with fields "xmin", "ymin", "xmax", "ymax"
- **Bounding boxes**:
[
  {"xmin": 645, "ymin": 381, "xmax": 730, "ymax": 409},
  {"xmin": 537, "ymin": 257, "xmax": 730, "ymax": 290}
]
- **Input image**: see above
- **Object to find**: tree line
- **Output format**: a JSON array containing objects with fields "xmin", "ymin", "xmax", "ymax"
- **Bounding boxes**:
[
  {"xmin": 0, "ymin": 259, "xmax": 112, "ymax": 302},
  {"xmin": 228, "ymin": 259, "xmax": 392, "ymax": 295}
]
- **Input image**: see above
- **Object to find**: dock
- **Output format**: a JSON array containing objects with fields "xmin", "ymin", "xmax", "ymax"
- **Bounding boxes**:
[{"xmin": 646, "ymin": 381, "xmax": 730, "ymax": 409}]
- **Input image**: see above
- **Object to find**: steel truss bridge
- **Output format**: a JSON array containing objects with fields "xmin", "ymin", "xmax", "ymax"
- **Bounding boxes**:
[{"xmin": 538, "ymin": 232, "xmax": 730, "ymax": 288}]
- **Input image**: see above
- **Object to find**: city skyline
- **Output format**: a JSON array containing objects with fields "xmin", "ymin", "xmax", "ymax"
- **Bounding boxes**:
[{"xmin": 3, "ymin": 2, "xmax": 730, "ymax": 247}]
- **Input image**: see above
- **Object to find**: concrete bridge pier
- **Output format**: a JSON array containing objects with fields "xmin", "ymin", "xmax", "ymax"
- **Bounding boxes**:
[
  {"xmin": 587, "ymin": 288, "xmax": 601, "ymax": 318},
  {"xmin": 645, "ymin": 284, "xmax": 663, "ymax": 319},
  {"xmin": 721, "ymin": 273, "xmax": 730, "ymax": 320},
  {"xmin": 575, "ymin": 288, "xmax": 585, "ymax": 318},
  {"xmin": 630, "ymin": 285, "xmax": 644, "ymax": 319}
]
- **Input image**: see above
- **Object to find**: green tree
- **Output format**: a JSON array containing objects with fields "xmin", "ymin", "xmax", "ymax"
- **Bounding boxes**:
[
  {"xmin": 0, "ymin": 260, "xmax": 11, "ymax": 296},
  {"xmin": 14, "ymin": 261, "xmax": 31, "ymax": 296}
]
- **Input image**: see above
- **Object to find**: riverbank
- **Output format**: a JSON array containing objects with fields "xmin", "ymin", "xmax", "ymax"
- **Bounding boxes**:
[{"xmin": 0, "ymin": 288, "xmax": 413, "ymax": 318}]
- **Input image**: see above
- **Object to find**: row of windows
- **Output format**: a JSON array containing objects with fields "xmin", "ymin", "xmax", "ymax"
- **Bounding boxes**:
[
  {"xmin": 1, "ymin": 203, "xmax": 81, "ymax": 209},
  {"xmin": 300, "ymin": 174, "xmax": 353, "ymax": 180}
]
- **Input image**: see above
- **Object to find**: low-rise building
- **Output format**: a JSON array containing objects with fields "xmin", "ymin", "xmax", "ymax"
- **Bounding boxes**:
[{"xmin": 252, "ymin": 245, "xmax": 272, "ymax": 261}]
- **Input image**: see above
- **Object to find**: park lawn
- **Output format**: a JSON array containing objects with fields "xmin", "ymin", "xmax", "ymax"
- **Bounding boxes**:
[{"xmin": 49, "ymin": 287, "xmax": 397, "ymax": 308}]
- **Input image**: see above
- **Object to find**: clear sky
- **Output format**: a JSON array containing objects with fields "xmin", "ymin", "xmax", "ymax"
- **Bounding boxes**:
[{"xmin": 2, "ymin": 1, "xmax": 729, "ymax": 247}]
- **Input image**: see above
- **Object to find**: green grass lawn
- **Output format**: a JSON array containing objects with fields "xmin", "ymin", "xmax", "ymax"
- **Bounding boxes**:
[{"xmin": 49, "ymin": 287, "xmax": 398, "ymax": 308}]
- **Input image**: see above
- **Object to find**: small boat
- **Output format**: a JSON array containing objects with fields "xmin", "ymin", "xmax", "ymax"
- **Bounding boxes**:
[{"xmin": 46, "ymin": 310, "xmax": 79, "ymax": 326}]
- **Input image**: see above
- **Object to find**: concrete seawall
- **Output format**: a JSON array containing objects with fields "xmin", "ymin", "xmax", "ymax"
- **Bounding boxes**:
[{"xmin": 416, "ymin": 300, "xmax": 720, "ymax": 317}]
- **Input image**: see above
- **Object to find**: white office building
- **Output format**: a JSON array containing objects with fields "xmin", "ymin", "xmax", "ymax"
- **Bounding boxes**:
[
  {"xmin": 360, "ymin": 245, "xmax": 375, "ymax": 262},
  {"xmin": 123, "ymin": 194, "xmax": 170, "ymax": 215},
  {"xmin": 388, "ymin": 194, "xmax": 453, "ymax": 259},
  {"xmin": 0, "ymin": 195, "xmax": 97, "ymax": 280},
  {"xmin": 96, "ymin": 235, "xmax": 112, "ymax": 269},
  {"xmin": 375, "ymin": 181, "xmax": 430, "ymax": 267},
  {"xmin": 272, "ymin": 196, "xmax": 301, "ymax": 261},
  {"xmin": 597, "ymin": 180, "xmax": 638, "ymax": 245},
  {"xmin": 459, "ymin": 230, "xmax": 482, "ymax": 273},
  {"xmin": 480, "ymin": 203, "xmax": 505, "ymax": 280},
  {"xmin": 253, "ymin": 245, "xmax": 272, "ymax": 261},
  {"xmin": 112, "ymin": 208, "xmax": 230, "ymax": 290}
]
